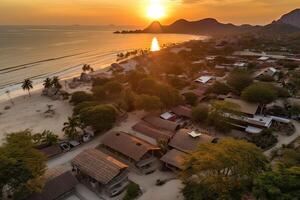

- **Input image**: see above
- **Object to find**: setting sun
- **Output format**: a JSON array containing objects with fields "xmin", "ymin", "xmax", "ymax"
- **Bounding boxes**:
[{"xmin": 147, "ymin": 0, "xmax": 165, "ymax": 20}]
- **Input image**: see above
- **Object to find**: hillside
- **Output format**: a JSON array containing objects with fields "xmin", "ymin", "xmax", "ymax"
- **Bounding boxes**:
[{"xmin": 276, "ymin": 9, "xmax": 300, "ymax": 28}]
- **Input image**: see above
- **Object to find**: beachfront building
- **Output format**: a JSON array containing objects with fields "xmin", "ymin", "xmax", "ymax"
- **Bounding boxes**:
[
  {"xmin": 142, "ymin": 115, "xmax": 180, "ymax": 132},
  {"xmin": 29, "ymin": 168, "xmax": 78, "ymax": 200},
  {"xmin": 100, "ymin": 131, "xmax": 160, "ymax": 174},
  {"xmin": 169, "ymin": 129, "xmax": 215, "ymax": 153},
  {"xmin": 132, "ymin": 121, "xmax": 174, "ymax": 145},
  {"xmin": 71, "ymin": 149, "xmax": 129, "ymax": 197},
  {"xmin": 195, "ymin": 76, "xmax": 215, "ymax": 84},
  {"xmin": 161, "ymin": 129, "xmax": 215, "ymax": 171},
  {"xmin": 160, "ymin": 149, "xmax": 186, "ymax": 171}
]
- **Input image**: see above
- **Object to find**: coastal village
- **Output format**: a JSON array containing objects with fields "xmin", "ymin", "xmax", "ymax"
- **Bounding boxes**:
[{"xmin": 1, "ymin": 33, "xmax": 300, "ymax": 200}]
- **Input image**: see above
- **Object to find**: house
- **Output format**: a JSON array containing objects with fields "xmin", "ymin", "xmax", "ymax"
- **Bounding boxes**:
[
  {"xmin": 132, "ymin": 121, "xmax": 175, "ymax": 144},
  {"xmin": 71, "ymin": 149, "xmax": 129, "ymax": 197},
  {"xmin": 224, "ymin": 98, "xmax": 259, "ymax": 117},
  {"xmin": 29, "ymin": 170, "xmax": 78, "ymax": 200},
  {"xmin": 255, "ymin": 67, "xmax": 278, "ymax": 78},
  {"xmin": 160, "ymin": 149, "xmax": 187, "ymax": 171},
  {"xmin": 171, "ymin": 105, "xmax": 192, "ymax": 119},
  {"xmin": 143, "ymin": 116, "xmax": 180, "ymax": 132},
  {"xmin": 181, "ymin": 86, "xmax": 208, "ymax": 102},
  {"xmin": 258, "ymin": 56, "xmax": 270, "ymax": 61},
  {"xmin": 234, "ymin": 62, "xmax": 248, "ymax": 69},
  {"xmin": 101, "ymin": 132, "xmax": 160, "ymax": 174},
  {"xmin": 195, "ymin": 76, "xmax": 215, "ymax": 84},
  {"xmin": 169, "ymin": 129, "xmax": 215, "ymax": 153},
  {"xmin": 160, "ymin": 112, "xmax": 177, "ymax": 121}
]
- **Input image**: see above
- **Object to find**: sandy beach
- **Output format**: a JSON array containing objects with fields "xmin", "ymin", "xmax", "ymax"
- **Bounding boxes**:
[{"xmin": 0, "ymin": 89, "xmax": 73, "ymax": 144}]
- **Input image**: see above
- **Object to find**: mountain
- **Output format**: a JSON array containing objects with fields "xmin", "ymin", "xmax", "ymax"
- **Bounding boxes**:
[
  {"xmin": 115, "ymin": 9, "xmax": 300, "ymax": 35},
  {"xmin": 276, "ymin": 9, "xmax": 300, "ymax": 28},
  {"xmin": 142, "ymin": 18, "xmax": 258, "ymax": 35}
]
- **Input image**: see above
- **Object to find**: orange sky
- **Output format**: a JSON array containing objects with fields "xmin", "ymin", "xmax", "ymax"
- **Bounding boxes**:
[{"xmin": 1, "ymin": 0, "xmax": 300, "ymax": 26}]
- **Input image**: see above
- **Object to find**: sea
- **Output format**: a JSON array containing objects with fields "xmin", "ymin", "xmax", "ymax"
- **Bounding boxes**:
[{"xmin": 0, "ymin": 25, "xmax": 200, "ymax": 100}]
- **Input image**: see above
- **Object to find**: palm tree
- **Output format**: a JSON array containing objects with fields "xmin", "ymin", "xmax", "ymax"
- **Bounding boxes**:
[
  {"xmin": 62, "ymin": 116, "xmax": 82, "ymax": 140},
  {"xmin": 82, "ymin": 64, "xmax": 90, "ymax": 72},
  {"xmin": 52, "ymin": 76, "xmax": 62, "ymax": 94},
  {"xmin": 5, "ymin": 90, "xmax": 14, "ymax": 105},
  {"xmin": 41, "ymin": 130, "xmax": 58, "ymax": 146},
  {"xmin": 22, "ymin": 79, "xmax": 33, "ymax": 97},
  {"xmin": 43, "ymin": 77, "xmax": 53, "ymax": 89}
]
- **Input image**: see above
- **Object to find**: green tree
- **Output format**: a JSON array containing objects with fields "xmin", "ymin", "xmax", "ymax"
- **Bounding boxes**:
[
  {"xmin": 207, "ymin": 81, "xmax": 231, "ymax": 95},
  {"xmin": 103, "ymin": 81, "xmax": 122, "ymax": 94},
  {"xmin": 0, "ymin": 130, "xmax": 46, "ymax": 199},
  {"xmin": 134, "ymin": 94, "xmax": 162, "ymax": 112},
  {"xmin": 184, "ymin": 92, "xmax": 198, "ymax": 106},
  {"xmin": 79, "ymin": 105, "xmax": 116, "ymax": 132},
  {"xmin": 192, "ymin": 104, "xmax": 209, "ymax": 123},
  {"xmin": 252, "ymin": 129, "xmax": 278, "ymax": 149},
  {"xmin": 70, "ymin": 91, "xmax": 93, "ymax": 105},
  {"xmin": 253, "ymin": 166, "xmax": 300, "ymax": 200},
  {"xmin": 62, "ymin": 116, "xmax": 82, "ymax": 140},
  {"xmin": 22, "ymin": 79, "xmax": 33, "ymax": 97},
  {"xmin": 123, "ymin": 182, "xmax": 140, "ymax": 200},
  {"xmin": 41, "ymin": 130, "xmax": 59, "ymax": 146},
  {"xmin": 73, "ymin": 101, "xmax": 99, "ymax": 115},
  {"xmin": 118, "ymin": 89, "xmax": 136, "ymax": 112},
  {"xmin": 242, "ymin": 83, "xmax": 277, "ymax": 113},
  {"xmin": 227, "ymin": 69, "xmax": 253, "ymax": 93},
  {"xmin": 182, "ymin": 138, "xmax": 269, "ymax": 200}
]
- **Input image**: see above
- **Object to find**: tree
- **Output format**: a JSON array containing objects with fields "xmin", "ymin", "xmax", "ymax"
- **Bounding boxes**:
[
  {"xmin": 0, "ymin": 130, "xmax": 46, "ymax": 199},
  {"xmin": 51, "ymin": 76, "xmax": 62, "ymax": 94},
  {"xmin": 82, "ymin": 64, "xmax": 91, "ymax": 72},
  {"xmin": 103, "ymin": 81, "xmax": 122, "ymax": 94},
  {"xmin": 157, "ymin": 85, "xmax": 182, "ymax": 109},
  {"xmin": 192, "ymin": 104, "xmax": 209, "ymax": 123},
  {"xmin": 242, "ymin": 83, "xmax": 277, "ymax": 113},
  {"xmin": 62, "ymin": 116, "xmax": 82, "ymax": 140},
  {"xmin": 41, "ymin": 130, "xmax": 58, "ymax": 146},
  {"xmin": 118, "ymin": 89, "xmax": 136, "ymax": 112},
  {"xmin": 182, "ymin": 138, "xmax": 269, "ymax": 200},
  {"xmin": 126, "ymin": 70, "xmax": 147, "ymax": 91},
  {"xmin": 73, "ymin": 101, "xmax": 99, "ymax": 116},
  {"xmin": 184, "ymin": 92, "xmax": 198, "ymax": 106},
  {"xmin": 123, "ymin": 182, "xmax": 140, "ymax": 200},
  {"xmin": 70, "ymin": 91, "xmax": 93, "ymax": 105},
  {"xmin": 43, "ymin": 78, "xmax": 53, "ymax": 89},
  {"xmin": 79, "ymin": 105, "xmax": 116, "ymax": 132},
  {"xmin": 22, "ymin": 79, "xmax": 33, "ymax": 97},
  {"xmin": 227, "ymin": 69, "xmax": 253, "ymax": 93},
  {"xmin": 207, "ymin": 81, "xmax": 231, "ymax": 95},
  {"xmin": 253, "ymin": 166, "xmax": 300, "ymax": 200},
  {"xmin": 134, "ymin": 94, "xmax": 162, "ymax": 112},
  {"xmin": 252, "ymin": 129, "xmax": 278, "ymax": 149}
]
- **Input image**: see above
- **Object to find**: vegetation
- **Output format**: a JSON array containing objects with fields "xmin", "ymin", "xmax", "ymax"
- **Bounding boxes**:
[
  {"xmin": 182, "ymin": 138, "xmax": 268, "ymax": 200},
  {"xmin": 227, "ymin": 69, "xmax": 253, "ymax": 94},
  {"xmin": 134, "ymin": 94, "xmax": 162, "ymax": 112},
  {"xmin": 184, "ymin": 92, "xmax": 198, "ymax": 106},
  {"xmin": 43, "ymin": 77, "xmax": 53, "ymax": 89},
  {"xmin": 123, "ymin": 182, "xmax": 141, "ymax": 200},
  {"xmin": 22, "ymin": 79, "xmax": 33, "ymax": 97},
  {"xmin": 0, "ymin": 130, "xmax": 46, "ymax": 199},
  {"xmin": 70, "ymin": 91, "xmax": 93, "ymax": 105},
  {"xmin": 252, "ymin": 129, "xmax": 278, "ymax": 149},
  {"xmin": 62, "ymin": 116, "xmax": 83, "ymax": 140},
  {"xmin": 191, "ymin": 104, "xmax": 209, "ymax": 123},
  {"xmin": 253, "ymin": 166, "xmax": 300, "ymax": 200},
  {"xmin": 73, "ymin": 101, "xmax": 99, "ymax": 115},
  {"xmin": 32, "ymin": 130, "xmax": 58, "ymax": 146},
  {"xmin": 242, "ymin": 83, "xmax": 277, "ymax": 112},
  {"xmin": 79, "ymin": 104, "xmax": 116, "ymax": 132},
  {"xmin": 207, "ymin": 81, "xmax": 231, "ymax": 95}
]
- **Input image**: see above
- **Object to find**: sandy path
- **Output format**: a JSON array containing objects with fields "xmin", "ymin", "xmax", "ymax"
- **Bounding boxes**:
[{"xmin": 0, "ymin": 90, "xmax": 73, "ymax": 144}]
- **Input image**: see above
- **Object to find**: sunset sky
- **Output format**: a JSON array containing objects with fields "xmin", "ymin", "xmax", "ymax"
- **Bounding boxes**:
[{"xmin": 1, "ymin": 0, "xmax": 300, "ymax": 26}]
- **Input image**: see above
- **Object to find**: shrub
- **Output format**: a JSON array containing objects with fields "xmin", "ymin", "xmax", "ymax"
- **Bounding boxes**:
[
  {"xmin": 123, "ymin": 182, "xmax": 140, "ymax": 200},
  {"xmin": 92, "ymin": 77, "xmax": 110, "ymax": 86},
  {"xmin": 257, "ymin": 75, "xmax": 274, "ymax": 82},
  {"xmin": 184, "ymin": 92, "xmax": 198, "ymax": 106},
  {"xmin": 252, "ymin": 129, "xmax": 278, "ymax": 149},
  {"xmin": 70, "ymin": 91, "xmax": 93, "ymax": 105},
  {"xmin": 192, "ymin": 104, "xmax": 209, "ymax": 123},
  {"xmin": 79, "ymin": 105, "xmax": 116, "ymax": 132},
  {"xmin": 207, "ymin": 81, "xmax": 231, "ymax": 95},
  {"xmin": 227, "ymin": 69, "xmax": 253, "ymax": 93}
]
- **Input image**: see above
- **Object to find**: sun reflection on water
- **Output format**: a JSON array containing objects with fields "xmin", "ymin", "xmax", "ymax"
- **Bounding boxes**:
[{"xmin": 151, "ymin": 37, "xmax": 160, "ymax": 52}]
